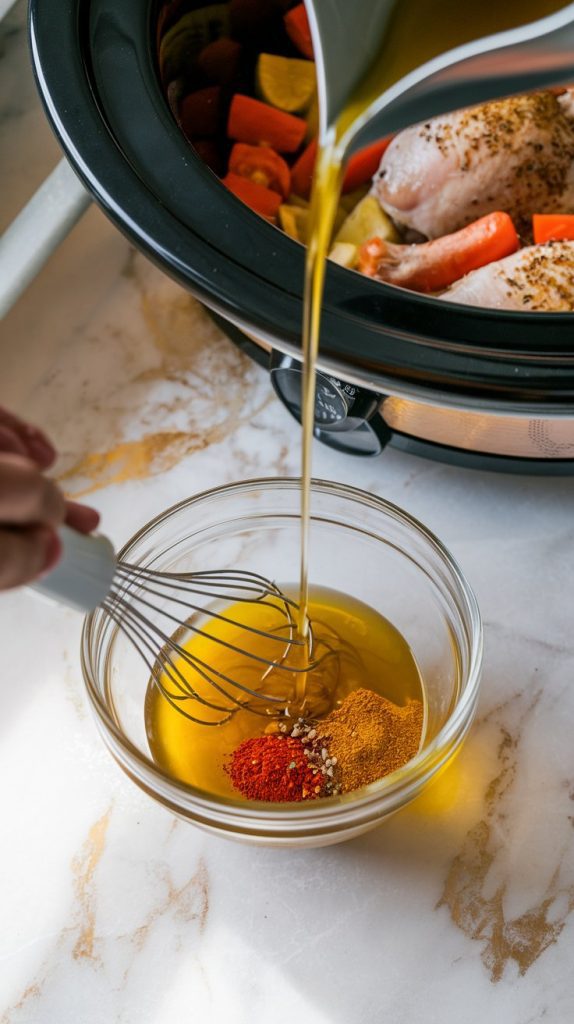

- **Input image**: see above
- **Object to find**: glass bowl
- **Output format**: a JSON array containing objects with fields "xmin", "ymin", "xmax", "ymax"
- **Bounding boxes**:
[{"xmin": 81, "ymin": 479, "xmax": 482, "ymax": 847}]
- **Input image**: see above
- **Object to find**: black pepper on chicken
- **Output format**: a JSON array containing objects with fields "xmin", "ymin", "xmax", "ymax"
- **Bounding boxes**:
[{"xmin": 373, "ymin": 89, "xmax": 574, "ymax": 240}]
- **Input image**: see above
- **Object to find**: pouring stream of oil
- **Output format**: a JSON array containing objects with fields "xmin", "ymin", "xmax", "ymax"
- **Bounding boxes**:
[{"xmin": 296, "ymin": 0, "xmax": 568, "ymax": 644}]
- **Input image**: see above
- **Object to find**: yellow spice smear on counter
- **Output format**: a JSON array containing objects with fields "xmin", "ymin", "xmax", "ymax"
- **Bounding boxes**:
[{"xmin": 145, "ymin": 586, "xmax": 425, "ymax": 801}]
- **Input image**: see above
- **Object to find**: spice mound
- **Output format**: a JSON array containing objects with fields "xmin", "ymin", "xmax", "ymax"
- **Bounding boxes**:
[
  {"xmin": 226, "ymin": 688, "xmax": 423, "ymax": 803},
  {"xmin": 226, "ymin": 735, "xmax": 325, "ymax": 802},
  {"xmin": 319, "ymin": 688, "xmax": 423, "ymax": 793}
]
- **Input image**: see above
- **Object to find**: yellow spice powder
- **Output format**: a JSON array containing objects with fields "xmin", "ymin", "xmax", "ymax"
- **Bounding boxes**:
[{"xmin": 319, "ymin": 688, "xmax": 423, "ymax": 793}]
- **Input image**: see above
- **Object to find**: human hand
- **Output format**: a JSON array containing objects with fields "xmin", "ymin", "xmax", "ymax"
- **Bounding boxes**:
[{"xmin": 0, "ymin": 408, "xmax": 99, "ymax": 590}]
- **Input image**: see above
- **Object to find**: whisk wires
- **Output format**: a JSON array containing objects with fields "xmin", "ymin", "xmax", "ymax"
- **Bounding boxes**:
[{"xmin": 102, "ymin": 563, "xmax": 340, "ymax": 725}]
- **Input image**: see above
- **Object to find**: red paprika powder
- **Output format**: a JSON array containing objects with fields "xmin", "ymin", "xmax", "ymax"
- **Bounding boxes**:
[{"xmin": 226, "ymin": 735, "xmax": 325, "ymax": 802}]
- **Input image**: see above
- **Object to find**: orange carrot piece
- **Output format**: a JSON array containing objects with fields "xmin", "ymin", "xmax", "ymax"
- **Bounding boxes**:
[
  {"xmin": 358, "ymin": 211, "xmax": 519, "ymax": 292},
  {"xmin": 180, "ymin": 87, "xmax": 223, "ymax": 138},
  {"xmin": 533, "ymin": 213, "xmax": 574, "ymax": 244},
  {"xmin": 227, "ymin": 94, "xmax": 307, "ymax": 152},
  {"xmin": 284, "ymin": 4, "xmax": 313, "ymax": 59},
  {"xmin": 229, "ymin": 143, "xmax": 291, "ymax": 197},
  {"xmin": 342, "ymin": 137, "xmax": 394, "ymax": 193},
  {"xmin": 291, "ymin": 139, "xmax": 317, "ymax": 198},
  {"xmin": 222, "ymin": 172, "xmax": 283, "ymax": 219}
]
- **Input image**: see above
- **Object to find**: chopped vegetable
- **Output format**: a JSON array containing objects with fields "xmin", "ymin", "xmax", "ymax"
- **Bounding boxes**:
[
  {"xmin": 335, "ymin": 195, "xmax": 399, "ymax": 246},
  {"xmin": 222, "ymin": 172, "xmax": 283, "ymax": 219},
  {"xmin": 279, "ymin": 203, "xmax": 310, "ymax": 242},
  {"xmin": 291, "ymin": 139, "xmax": 317, "ymax": 198},
  {"xmin": 533, "ymin": 214, "xmax": 574, "ymax": 244},
  {"xmin": 284, "ymin": 4, "xmax": 313, "ymax": 59},
  {"xmin": 288, "ymin": 193, "xmax": 309, "ymax": 208},
  {"xmin": 198, "ymin": 37, "xmax": 242, "ymax": 84},
  {"xmin": 358, "ymin": 211, "xmax": 520, "ymax": 292},
  {"xmin": 329, "ymin": 243, "xmax": 358, "ymax": 268},
  {"xmin": 227, "ymin": 94, "xmax": 307, "ymax": 152},
  {"xmin": 256, "ymin": 53, "xmax": 316, "ymax": 113},
  {"xmin": 159, "ymin": 5, "xmax": 231, "ymax": 81},
  {"xmin": 339, "ymin": 185, "xmax": 369, "ymax": 213},
  {"xmin": 342, "ymin": 137, "xmax": 394, "ymax": 193},
  {"xmin": 229, "ymin": 142, "xmax": 291, "ymax": 197},
  {"xmin": 180, "ymin": 87, "xmax": 223, "ymax": 138}
]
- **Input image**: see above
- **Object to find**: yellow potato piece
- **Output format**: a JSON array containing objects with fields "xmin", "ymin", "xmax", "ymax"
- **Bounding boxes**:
[
  {"xmin": 256, "ymin": 54, "xmax": 316, "ymax": 113},
  {"xmin": 279, "ymin": 204, "xmax": 310, "ymax": 243},
  {"xmin": 160, "ymin": 6, "xmax": 230, "ymax": 80},
  {"xmin": 339, "ymin": 185, "xmax": 369, "ymax": 213},
  {"xmin": 335, "ymin": 195, "xmax": 399, "ymax": 246},
  {"xmin": 329, "ymin": 243, "xmax": 358, "ymax": 268},
  {"xmin": 332, "ymin": 205, "xmax": 348, "ymax": 236}
]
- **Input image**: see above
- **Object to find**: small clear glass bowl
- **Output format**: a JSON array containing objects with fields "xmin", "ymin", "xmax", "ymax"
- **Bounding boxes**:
[{"xmin": 81, "ymin": 478, "xmax": 482, "ymax": 847}]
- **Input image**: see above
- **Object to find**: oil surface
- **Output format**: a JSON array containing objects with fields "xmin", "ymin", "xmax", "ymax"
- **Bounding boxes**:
[{"xmin": 145, "ymin": 586, "xmax": 424, "ymax": 799}]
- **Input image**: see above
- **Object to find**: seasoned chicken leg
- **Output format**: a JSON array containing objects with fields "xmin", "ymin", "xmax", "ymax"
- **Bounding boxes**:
[
  {"xmin": 441, "ymin": 241, "xmax": 574, "ymax": 311},
  {"xmin": 373, "ymin": 90, "xmax": 574, "ymax": 239}
]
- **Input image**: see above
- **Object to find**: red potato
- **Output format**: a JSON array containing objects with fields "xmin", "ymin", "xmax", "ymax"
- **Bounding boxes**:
[{"xmin": 180, "ymin": 87, "xmax": 224, "ymax": 138}]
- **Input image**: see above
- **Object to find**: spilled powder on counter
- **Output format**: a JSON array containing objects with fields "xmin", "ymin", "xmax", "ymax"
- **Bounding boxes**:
[{"xmin": 318, "ymin": 688, "xmax": 423, "ymax": 793}]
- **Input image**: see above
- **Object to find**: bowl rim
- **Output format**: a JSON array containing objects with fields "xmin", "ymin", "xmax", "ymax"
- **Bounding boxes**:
[
  {"xmin": 80, "ymin": 476, "xmax": 483, "ymax": 823},
  {"xmin": 28, "ymin": 0, "xmax": 574, "ymax": 407}
]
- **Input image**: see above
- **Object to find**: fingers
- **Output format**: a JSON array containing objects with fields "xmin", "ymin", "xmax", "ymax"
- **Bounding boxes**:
[
  {"xmin": 0, "ymin": 407, "xmax": 56, "ymax": 469},
  {"xmin": 0, "ymin": 525, "xmax": 61, "ymax": 589},
  {"xmin": 65, "ymin": 501, "xmax": 101, "ymax": 534},
  {"xmin": 0, "ymin": 452, "xmax": 100, "ymax": 592},
  {"xmin": 0, "ymin": 425, "xmax": 29, "ymax": 459},
  {"xmin": 0, "ymin": 454, "xmax": 66, "ymax": 527}
]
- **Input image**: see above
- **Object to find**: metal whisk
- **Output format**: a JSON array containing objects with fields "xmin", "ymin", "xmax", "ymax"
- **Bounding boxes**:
[{"xmin": 33, "ymin": 526, "xmax": 333, "ymax": 725}]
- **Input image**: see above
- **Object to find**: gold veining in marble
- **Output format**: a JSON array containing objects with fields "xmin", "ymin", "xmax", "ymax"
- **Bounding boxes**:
[
  {"xmin": 0, "ymin": 808, "xmax": 209, "ymax": 1020},
  {"xmin": 71, "ymin": 807, "xmax": 112, "ymax": 963},
  {"xmin": 58, "ymin": 431, "xmax": 208, "ymax": 497},
  {"xmin": 438, "ymin": 692, "xmax": 574, "ymax": 981},
  {"xmin": 130, "ymin": 855, "xmax": 210, "ymax": 956},
  {"xmin": 1, "ymin": 983, "xmax": 43, "ymax": 1024},
  {"xmin": 56, "ymin": 252, "xmax": 273, "ymax": 497}
]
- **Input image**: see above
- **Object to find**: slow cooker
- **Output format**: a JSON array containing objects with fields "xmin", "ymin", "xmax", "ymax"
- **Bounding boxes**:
[{"xmin": 30, "ymin": 0, "xmax": 574, "ymax": 472}]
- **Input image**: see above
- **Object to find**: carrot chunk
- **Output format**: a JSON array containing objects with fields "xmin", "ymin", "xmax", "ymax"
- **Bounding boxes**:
[
  {"xmin": 342, "ymin": 137, "xmax": 394, "ymax": 193},
  {"xmin": 290, "ymin": 139, "xmax": 317, "ymax": 198},
  {"xmin": 229, "ymin": 143, "xmax": 291, "ymax": 197},
  {"xmin": 222, "ymin": 172, "xmax": 283, "ymax": 219},
  {"xmin": 284, "ymin": 4, "xmax": 313, "ymax": 59},
  {"xmin": 533, "ymin": 214, "xmax": 574, "ymax": 244},
  {"xmin": 358, "ymin": 211, "xmax": 520, "ymax": 292},
  {"xmin": 227, "ymin": 94, "xmax": 307, "ymax": 152}
]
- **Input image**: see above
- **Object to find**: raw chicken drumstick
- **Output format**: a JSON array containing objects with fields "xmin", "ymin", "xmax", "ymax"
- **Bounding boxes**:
[
  {"xmin": 373, "ymin": 90, "xmax": 574, "ymax": 239},
  {"xmin": 441, "ymin": 240, "xmax": 574, "ymax": 311}
]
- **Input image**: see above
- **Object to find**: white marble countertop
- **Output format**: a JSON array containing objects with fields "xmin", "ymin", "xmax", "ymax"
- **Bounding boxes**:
[{"xmin": 2, "ymin": 5, "xmax": 574, "ymax": 1021}]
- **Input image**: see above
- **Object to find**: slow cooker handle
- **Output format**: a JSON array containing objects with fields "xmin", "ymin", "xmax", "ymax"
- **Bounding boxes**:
[{"xmin": 0, "ymin": 158, "xmax": 90, "ymax": 319}]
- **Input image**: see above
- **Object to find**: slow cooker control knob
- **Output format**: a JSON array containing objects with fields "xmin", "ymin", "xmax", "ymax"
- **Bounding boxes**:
[
  {"xmin": 269, "ymin": 352, "xmax": 391, "ymax": 457},
  {"xmin": 313, "ymin": 376, "xmax": 349, "ymax": 425}
]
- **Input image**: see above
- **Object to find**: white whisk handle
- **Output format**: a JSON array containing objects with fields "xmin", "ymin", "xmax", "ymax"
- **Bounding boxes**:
[{"xmin": 32, "ymin": 525, "xmax": 117, "ymax": 612}]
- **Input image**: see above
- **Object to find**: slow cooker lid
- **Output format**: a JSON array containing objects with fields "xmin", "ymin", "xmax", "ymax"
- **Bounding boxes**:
[{"xmin": 30, "ymin": 0, "xmax": 574, "ymax": 403}]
